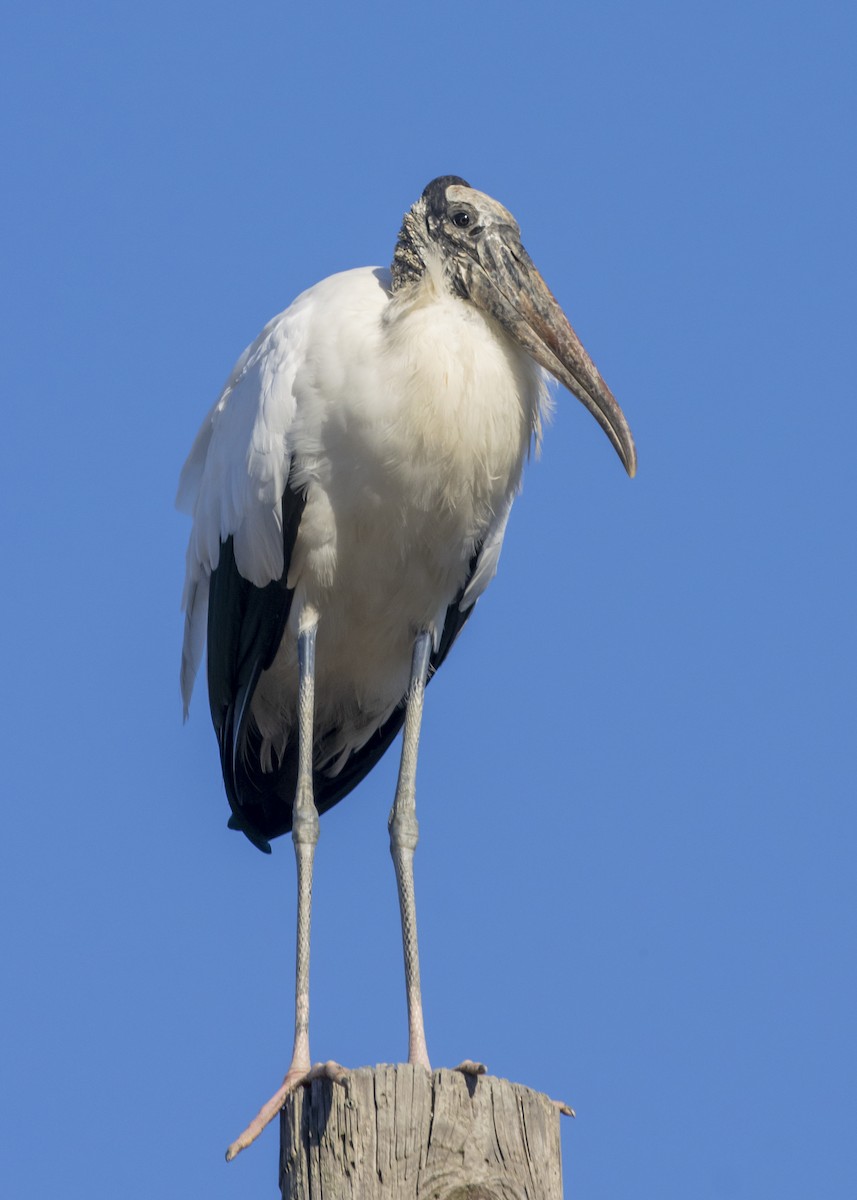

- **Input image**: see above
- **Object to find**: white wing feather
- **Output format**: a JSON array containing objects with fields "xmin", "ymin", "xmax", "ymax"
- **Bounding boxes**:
[
  {"xmin": 459, "ymin": 490, "xmax": 516, "ymax": 611},
  {"xmin": 177, "ymin": 301, "xmax": 311, "ymax": 714}
]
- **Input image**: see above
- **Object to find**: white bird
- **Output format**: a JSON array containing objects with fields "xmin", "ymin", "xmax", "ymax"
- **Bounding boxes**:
[{"xmin": 178, "ymin": 176, "xmax": 636, "ymax": 1159}]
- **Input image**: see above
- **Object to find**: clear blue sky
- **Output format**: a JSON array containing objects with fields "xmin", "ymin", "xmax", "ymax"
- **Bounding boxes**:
[{"xmin": 2, "ymin": 2, "xmax": 854, "ymax": 1196}]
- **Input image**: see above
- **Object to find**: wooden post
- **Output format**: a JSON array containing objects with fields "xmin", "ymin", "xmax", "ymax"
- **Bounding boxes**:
[{"xmin": 280, "ymin": 1064, "xmax": 564, "ymax": 1199}]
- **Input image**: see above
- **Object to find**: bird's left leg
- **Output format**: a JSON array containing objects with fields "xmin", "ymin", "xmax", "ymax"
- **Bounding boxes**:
[
  {"xmin": 389, "ymin": 630, "xmax": 433, "ymax": 1071},
  {"xmin": 226, "ymin": 609, "xmax": 345, "ymax": 1162},
  {"xmin": 389, "ymin": 636, "xmax": 490, "ymax": 1084}
]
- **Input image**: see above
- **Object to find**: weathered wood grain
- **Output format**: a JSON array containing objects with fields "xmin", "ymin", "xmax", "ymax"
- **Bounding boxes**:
[{"xmin": 280, "ymin": 1065, "xmax": 563, "ymax": 1199}]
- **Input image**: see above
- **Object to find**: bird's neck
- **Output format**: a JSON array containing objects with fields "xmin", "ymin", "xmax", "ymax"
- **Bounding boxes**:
[{"xmin": 391, "ymin": 202, "xmax": 430, "ymax": 292}]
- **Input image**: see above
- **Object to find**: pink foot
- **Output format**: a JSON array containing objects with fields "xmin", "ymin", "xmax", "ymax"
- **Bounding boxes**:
[
  {"xmin": 454, "ymin": 1059, "xmax": 487, "ymax": 1076},
  {"xmin": 453, "ymin": 1061, "xmax": 573, "ymax": 1116},
  {"xmin": 225, "ymin": 1060, "xmax": 348, "ymax": 1162}
]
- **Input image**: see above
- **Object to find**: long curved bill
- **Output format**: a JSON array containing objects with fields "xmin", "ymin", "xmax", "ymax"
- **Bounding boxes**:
[{"xmin": 466, "ymin": 227, "xmax": 637, "ymax": 477}]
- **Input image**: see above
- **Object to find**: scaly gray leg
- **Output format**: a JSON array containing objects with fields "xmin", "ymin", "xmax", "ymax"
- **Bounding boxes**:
[
  {"xmin": 389, "ymin": 630, "xmax": 432, "ymax": 1071},
  {"xmin": 289, "ymin": 613, "xmax": 320, "ymax": 1076},
  {"xmin": 226, "ymin": 611, "xmax": 344, "ymax": 1162}
]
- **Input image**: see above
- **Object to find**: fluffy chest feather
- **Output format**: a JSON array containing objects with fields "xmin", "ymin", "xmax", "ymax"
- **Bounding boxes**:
[
  {"xmin": 378, "ymin": 278, "xmax": 542, "ymax": 520},
  {"xmin": 290, "ymin": 272, "xmax": 543, "ymax": 593}
]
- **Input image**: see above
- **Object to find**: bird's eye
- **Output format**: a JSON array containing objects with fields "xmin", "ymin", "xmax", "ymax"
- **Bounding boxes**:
[{"xmin": 451, "ymin": 211, "xmax": 471, "ymax": 228}]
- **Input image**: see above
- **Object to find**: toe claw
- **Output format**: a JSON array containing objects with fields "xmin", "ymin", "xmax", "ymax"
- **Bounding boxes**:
[{"xmin": 308, "ymin": 1060, "xmax": 349, "ymax": 1085}]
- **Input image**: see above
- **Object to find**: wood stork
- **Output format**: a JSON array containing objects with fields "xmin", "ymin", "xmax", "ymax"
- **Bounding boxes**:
[{"xmin": 178, "ymin": 176, "xmax": 636, "ymax": 1159}]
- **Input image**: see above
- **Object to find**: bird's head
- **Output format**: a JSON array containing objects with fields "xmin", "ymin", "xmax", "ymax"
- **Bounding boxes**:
[{"xmin": 392, "ymin": 176, "xmax": 636, "ymax": 477}]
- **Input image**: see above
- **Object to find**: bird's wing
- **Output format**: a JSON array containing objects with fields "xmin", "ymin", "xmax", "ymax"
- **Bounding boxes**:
[
  {"xmin": 177, "ymin": 299, "xmax": 318, "ymax": 850},
  {"xmin": 177, "ymin": 304, "xmax": 309, "ymax": 716}
]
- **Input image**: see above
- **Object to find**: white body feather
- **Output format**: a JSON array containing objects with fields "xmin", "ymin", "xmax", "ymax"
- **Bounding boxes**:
[{"xmin": 178, "ymin": 264, "xmax": 547, "ymax": 773}]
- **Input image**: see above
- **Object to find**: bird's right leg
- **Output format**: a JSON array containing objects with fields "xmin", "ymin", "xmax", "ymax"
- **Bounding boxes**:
[{"xmin": 226, "ymin": 608, "xmax": 344, "ymax": 1162}]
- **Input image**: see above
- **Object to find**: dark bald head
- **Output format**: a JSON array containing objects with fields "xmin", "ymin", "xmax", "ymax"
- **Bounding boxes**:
[
  {"xmin": 392, "ymin": 176, "xmax": 478, "ymax": 291},
  {"xmin": 421, "ymin": 176, "xmax": 472, "ymax": 221}
]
